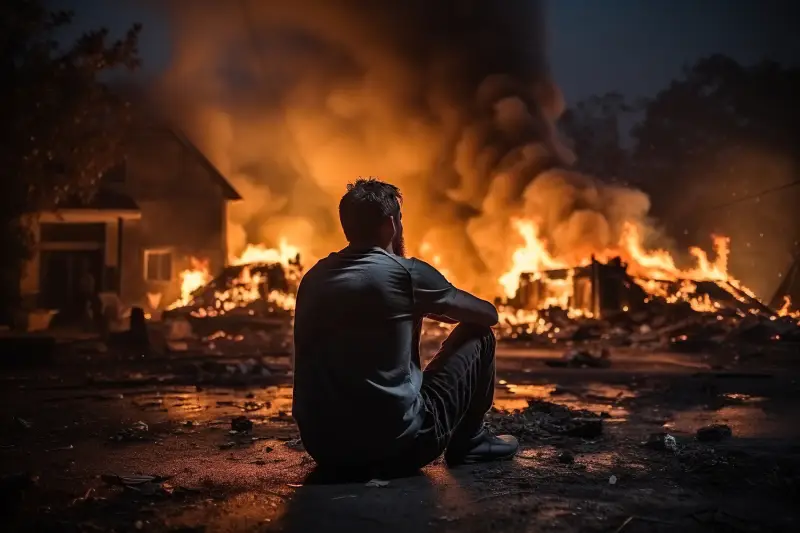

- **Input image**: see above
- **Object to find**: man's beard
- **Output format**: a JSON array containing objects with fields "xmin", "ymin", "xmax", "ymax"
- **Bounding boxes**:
[{"xmin": 392, "ymin": 230, "xmax": 406, "ymax": 258}]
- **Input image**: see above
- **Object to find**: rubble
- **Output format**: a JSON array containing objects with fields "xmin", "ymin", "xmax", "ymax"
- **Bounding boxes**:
[
  {"xmin": 497, "ymin": 255, "xmax": 800, "ymax": 358},
  {"xmin": 642, "ymin": 432, "xmax": 678, "ymax": 452},
  {"xmin": 231, "ymin": 416, "xmax": 254, "ymax": 433},
  {"xmin": 498, "ymin": 297, "xmax": 800, "ymax": 357},
  {"xmin": 486, "ymin": 400, "xmax": 604, "ymax": 441},
  {"xmin": 696, "ymin": 424, "xmax": 733, "ymax": 442},
  {"xmin": 110, "ymin": 421, "xmax": 152, "ymax": 442},
  {"xmin": 101, "ymin": 474, "xmax": 174, "ymax": 496},
  {"xmin": 545, "ymin": 347, "xmax": 611, "ymax": 368},
  {"xmin": 557, "ymin": 451, "xmax": 575, "ymax": 464},
  {"xmin": 160, "ymin": 262, "xmax": 295, "ymax": 358}
]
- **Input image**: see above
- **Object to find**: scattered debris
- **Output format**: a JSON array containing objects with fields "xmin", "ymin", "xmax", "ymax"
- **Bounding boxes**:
[
  {"xmin": 696, "ymin": 424, "xmax": 733, "ymax": 442},
  {"xmin": 13, "ymin": 417, "xmax": 32, "ymax": 430},
  {"xmin": 500, "ymin": 271, "xmax": 800, "ymax": 357},
  {"xmin": 565, "ymin": 418, "xmax": 603, "ymax": 438},
  {"xmin": 487, "ymin": 400, "xmax": 604, "ymax": 441},
  {"xmin": 110, "ymin": 421, "xmax": 151, "ymax": 442},
  {"xmin": 46, "ymin": 444, "xmax": 74, "ymax": 452},
  {"xmin": 231, "ymin": 416, "xmax": 254, "ymax": 433},
  {"xmin": 643, "ymin": 432, "xmax": 678, "ymax": 452},
  {"xmin": 365, "ymin": 479, "xmax": 390, "ymax": 488},
  {"xmin": 101, "ymin": 473, "xmax": 174, "ymax": 496},
  {"xmin": 557, "ymin": 451, "xmax": 575, "ymax": 464},
  {"xmin": 285, "ymin": 438, "xmax": 305, "ymax": 451},
  {"xmin": 546, "ymin": 347, "xmax": 611, "ymax": 368}
]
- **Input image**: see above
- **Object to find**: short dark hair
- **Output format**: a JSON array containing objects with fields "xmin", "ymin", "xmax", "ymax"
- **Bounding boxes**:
[{"xmin": 339, "ymin": 178, "xmax": 403, "ymax": 243}]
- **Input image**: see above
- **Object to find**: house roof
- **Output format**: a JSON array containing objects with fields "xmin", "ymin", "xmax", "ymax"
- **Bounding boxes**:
[
  {"xmin": 168, "ymin": 128, "xmax": 242, "ymax": 201},
  {"xmin": 108, "ymin": 83, "xmax": 242, "ymax": 202}
]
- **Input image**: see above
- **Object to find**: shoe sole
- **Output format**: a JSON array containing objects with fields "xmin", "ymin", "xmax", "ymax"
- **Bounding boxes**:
[{"xmin": 446, "ymin": 450, "xmax": 518, "ymax": 466}]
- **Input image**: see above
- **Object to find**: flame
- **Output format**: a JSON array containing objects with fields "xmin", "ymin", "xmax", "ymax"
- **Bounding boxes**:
[
  {"xmin": 232, "ymin": 239, "xmax": 300, "ymax": 267},
  {"xmin": 172, "ymin": 257, "xmax": 212, "ymax": 308},
  {"xmin": 498, "ymin": 218, "xmax": 761, "ymax": 317},
  {"xmin": 167, "ymin": 239, "xmax": 302, "ymax": 312},
  {"xmin": 499, "ymin": 219, "xmax": 572, "ymax": 298},
  {"xmin": 777, "ymin": 296, "xmax": 800, "ymax": 319}
]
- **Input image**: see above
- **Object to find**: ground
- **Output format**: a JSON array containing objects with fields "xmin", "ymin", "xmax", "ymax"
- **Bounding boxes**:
[{"xmin": 1, "ymin": 341, "xmax": 799, "ymax": 533}]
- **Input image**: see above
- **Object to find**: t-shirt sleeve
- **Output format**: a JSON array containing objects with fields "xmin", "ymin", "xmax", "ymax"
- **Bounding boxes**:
[
  {"xmin": 410, "ymin": 258, "xmax": 500, "ymax": 326},
  {"xmin": 410, "ymin": 258, "xmax": 458, "ymax": 316}
]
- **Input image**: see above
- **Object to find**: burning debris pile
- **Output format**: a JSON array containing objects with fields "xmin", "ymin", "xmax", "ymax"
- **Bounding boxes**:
[
  {"xmin": 159, "ymin": 242, "xmax": 302, "ymax": 356},
  {"xmin": 495, "ymin": 225, "xmax": 800, "ymax": 353}
]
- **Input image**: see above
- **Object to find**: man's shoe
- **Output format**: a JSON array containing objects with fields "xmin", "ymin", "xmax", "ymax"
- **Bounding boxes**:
[{"xmin": 444, "ymin": 429, "xmax": 519, "ymax": 466}]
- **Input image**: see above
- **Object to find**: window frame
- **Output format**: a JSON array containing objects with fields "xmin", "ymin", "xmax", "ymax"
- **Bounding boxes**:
[{"xmin": 143, "ymin": 247, "xmax": 174, "ymax": 283}]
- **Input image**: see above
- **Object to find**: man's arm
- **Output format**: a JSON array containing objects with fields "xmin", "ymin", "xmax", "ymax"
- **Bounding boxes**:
[{"xmin": 412, "ymin": 259, "xmax": 499, "ymax": 327}]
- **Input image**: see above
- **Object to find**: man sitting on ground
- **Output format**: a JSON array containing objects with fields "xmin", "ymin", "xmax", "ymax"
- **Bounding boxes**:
[{"xmin": 292, "ymin": 178, "xmax": 518, "ymax": 473}]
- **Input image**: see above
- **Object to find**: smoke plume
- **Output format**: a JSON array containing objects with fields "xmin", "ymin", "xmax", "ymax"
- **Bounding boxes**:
[{"xmin": 156, "ymin": 0, "xmax": 654, "ymax": 297}]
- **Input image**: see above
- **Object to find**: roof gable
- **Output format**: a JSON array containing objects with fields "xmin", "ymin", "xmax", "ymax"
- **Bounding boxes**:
[{"xmin": 167, "ymin": 128, "xmax": 242, "ymax": 201}]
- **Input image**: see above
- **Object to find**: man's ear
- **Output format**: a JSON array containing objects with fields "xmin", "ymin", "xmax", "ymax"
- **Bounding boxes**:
[{"xmin": 379, "ymin": 215, "xmax": 396, "ymax": 243}]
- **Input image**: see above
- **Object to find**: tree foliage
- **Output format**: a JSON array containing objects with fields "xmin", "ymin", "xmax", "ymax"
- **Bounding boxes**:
[
  {"xmin": 0, "ymin": 0, "xmax": 141, "ymax": 310},
  {"xmin": 559, "ymin": 92, "xmax": 636, "ymax": 181},
  {"xmin": 632, "ymin": 55, "xmax": 800, "ymax": 221},
  {"xmin": 631, "ymin": 54, "xmax": 800, "ymax": 296}
]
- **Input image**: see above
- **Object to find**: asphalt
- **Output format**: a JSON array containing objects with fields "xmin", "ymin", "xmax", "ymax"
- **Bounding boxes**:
[{"xmin": 2, "ymin": 344, "xmax": 800, "ymax": 533}]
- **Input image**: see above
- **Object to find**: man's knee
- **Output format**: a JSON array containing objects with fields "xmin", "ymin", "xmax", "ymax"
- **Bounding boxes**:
[{"xmin": 447, "ymin": 323, "xmax": 496, "ymax": 356}]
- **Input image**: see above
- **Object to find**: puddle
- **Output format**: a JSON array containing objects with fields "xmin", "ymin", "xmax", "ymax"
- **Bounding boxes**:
[
  {"xmin": 119, "ymin": 386, "xmax": 296, "ymax": 424},
  {"xmin": 664, "ymin": 404, "xmax": 792, "ymax": 439},
  {"xmin": 493, "ymin": 382, "xmax": 633, "ymax": 420}
]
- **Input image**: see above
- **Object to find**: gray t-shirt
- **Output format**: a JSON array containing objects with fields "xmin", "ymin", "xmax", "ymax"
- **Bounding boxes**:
[{"xmin": 292, "ymin": 246, "xmax": 490, "ymax": 463}]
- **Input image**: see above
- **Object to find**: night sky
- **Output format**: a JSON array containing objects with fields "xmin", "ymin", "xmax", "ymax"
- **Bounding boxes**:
[{"xmin": 53, "ymin": 0, "xmax": 799, "ymax": 105}]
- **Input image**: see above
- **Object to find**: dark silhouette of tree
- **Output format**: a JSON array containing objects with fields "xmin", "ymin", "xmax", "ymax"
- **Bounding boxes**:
[
  {"xmin": 631, "ymin": 54, "xmax": 800, "ymax": 297},
  {"xmin": 0, "ymin": 0, "xmax": 141, "ymax": 316},
  {"xmin": 559, "ymin": 92, "xmax": 636, "ymax": 181}
]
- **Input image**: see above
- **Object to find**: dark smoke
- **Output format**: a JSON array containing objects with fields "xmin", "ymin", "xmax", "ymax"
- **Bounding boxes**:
[{"xmin": 156, "ymin": 0, "xmax": 652, "ymax": 296}]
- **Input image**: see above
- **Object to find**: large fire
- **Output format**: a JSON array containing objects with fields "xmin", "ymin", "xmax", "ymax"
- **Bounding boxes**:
[
  {"xmin": 167, "ymin": 219, "xmax": 798, "ymax": 325},
  {"xmin": 168, "ymin": 239, "xmax": 301, "ymax": 313}
]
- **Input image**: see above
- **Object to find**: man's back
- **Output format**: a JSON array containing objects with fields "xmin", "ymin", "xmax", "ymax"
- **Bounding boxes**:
[{"xmin": 292, "ymin": 246, "xmax": 434, "ymax": 463}]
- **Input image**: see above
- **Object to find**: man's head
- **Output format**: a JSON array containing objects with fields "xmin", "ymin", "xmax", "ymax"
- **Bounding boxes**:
[{"xmin": 339, "ymin": 178, "xmax": 405, "ymax": 257}]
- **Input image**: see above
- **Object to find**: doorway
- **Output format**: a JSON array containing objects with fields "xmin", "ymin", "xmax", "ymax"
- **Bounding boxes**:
[{"xmin": 39, "ymin": 249, "xmax": 104, "ymax": 317}]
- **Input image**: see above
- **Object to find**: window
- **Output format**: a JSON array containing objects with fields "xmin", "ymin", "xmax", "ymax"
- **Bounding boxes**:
[{"xmin": 144, "ymin": 249, "xmax": 173, "ymax": 282}]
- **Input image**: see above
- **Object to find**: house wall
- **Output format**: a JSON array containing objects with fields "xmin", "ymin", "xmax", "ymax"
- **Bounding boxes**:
[
  {"xmin": 119, "ymin": 127, "xmax": 229, "ymax": 310},
  {"xmin": 21, "ymin": 126, "xmax": 233, "ymax": 315}
]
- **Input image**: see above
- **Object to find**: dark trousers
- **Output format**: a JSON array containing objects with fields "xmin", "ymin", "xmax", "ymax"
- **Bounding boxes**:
[
  {"xmin": 303, "ymin": 324, "xmax": 496, "ymax": 478},
  {"xmin": 393, "ymin": 323, "xmax": 497, "ymax": 471}
]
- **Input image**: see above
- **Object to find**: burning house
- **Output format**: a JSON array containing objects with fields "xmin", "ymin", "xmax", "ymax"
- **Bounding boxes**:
[{"xmin": 18, "ymin": 118, "xmax": 241, "ymax": 328}]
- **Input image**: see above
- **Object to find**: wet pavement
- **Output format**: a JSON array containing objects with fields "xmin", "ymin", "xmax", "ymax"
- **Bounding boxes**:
[{"xmin": 2, "ymin": 346, "xmax": 800, "ymax": 532}]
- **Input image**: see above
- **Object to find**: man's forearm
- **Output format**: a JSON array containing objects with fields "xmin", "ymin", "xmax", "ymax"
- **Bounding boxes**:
[{"xmin": 438, "ymin": 289, "xmax": 499, "ymax": 327}]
